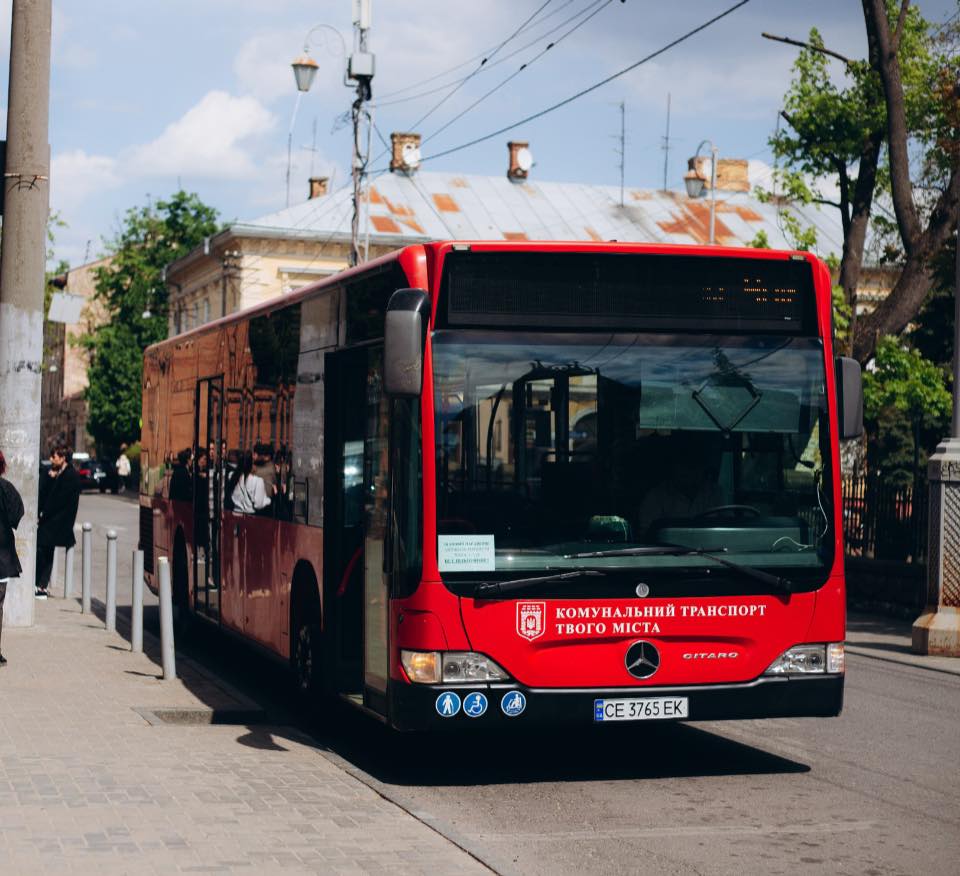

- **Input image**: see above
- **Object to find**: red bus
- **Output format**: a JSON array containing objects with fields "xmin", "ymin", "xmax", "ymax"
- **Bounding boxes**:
[{"xmin": 140, "ymin": 241, "xmax": 862, "ymax": 729}]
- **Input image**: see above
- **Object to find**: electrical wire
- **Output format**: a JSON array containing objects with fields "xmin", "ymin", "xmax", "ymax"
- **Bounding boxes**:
[
  {"xmin": 375, "ymin": 0, "xmax": 580, "ymax": 101},
  {"xmin": 373, "ymin": 0, "xmax": 604, "ymax": 109},
  {"xmin": 422, "ymin": 0, "xmax": 616, "ymax": 145},
  {"xmin": 406, "ymin": 0, "xmax": 555, "ymax": 134},
  {"xmin": 411, "ymin": 0, "xmax": 751, "ymax": 167}
]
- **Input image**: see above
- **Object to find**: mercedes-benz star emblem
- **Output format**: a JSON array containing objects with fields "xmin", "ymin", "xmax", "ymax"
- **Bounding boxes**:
[
  {"xmin": 625, "ymin": 640, "xmax": 660, "ymax": 679},
  {"xmin": 635, "ymin": 582, "xmax": 650, "ymax": 598}
]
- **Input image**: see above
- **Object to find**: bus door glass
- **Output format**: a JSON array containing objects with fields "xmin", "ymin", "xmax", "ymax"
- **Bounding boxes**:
[{"xmin": 194, "ymin": 377, "xmax": 223, "ymax": 620}]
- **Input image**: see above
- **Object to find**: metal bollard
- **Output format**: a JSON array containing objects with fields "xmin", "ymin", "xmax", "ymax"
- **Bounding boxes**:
[
  {"xmin": 64, "ymin": 544, "xmax": 75, "ymax": 599},
  {"xmin": 52, "ymin": 547, "xmax": 62, "ymax": 595},
  {"xmin": 105, "ymin": 529, "xmax": 117, "ymax": 632},
  {"xmin": 81, "ymin": 522, "xmax": 92, "ymax": 614},
  {"xmin": 131, "ymin": 549, "xmax": 144, "ymax": 654},
  {"xmin": 157, "ymin": 556, "xmax": 176, "ymax": 680}
]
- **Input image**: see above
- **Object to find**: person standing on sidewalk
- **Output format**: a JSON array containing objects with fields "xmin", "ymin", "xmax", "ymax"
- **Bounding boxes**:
[
  {"xmin": 116, "ymin": 443, "xmax": 131, "ymax": 493},
  {"xmin": 0, "ymin": 450, "xmax": 25, "ymax": 665},
  {"xmin": 36, "ymin": 445, "xmax": 81, "ymax": 598}
]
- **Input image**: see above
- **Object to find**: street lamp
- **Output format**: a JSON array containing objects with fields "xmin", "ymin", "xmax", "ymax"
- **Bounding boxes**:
[
  {"xmin": 286, "ymin": 25, "xmax": 348, "ymax": 208},
  {"xmin": 684, "ymin": 140, "xmax": 719, "ymax": 245}
]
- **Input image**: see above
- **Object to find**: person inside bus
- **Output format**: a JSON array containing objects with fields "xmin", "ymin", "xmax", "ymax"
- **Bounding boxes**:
[
  {"xmin": 169, "ymin": 448, "xmax": 193, "ymax": 502},
  {"xmin": 252, "ymin": 443, "xmax": 277, "ymax": 498},
  {"xmin": 226, "ymin": 451, "xmax": 272, "ymax": 515},
  {"xmin": 636, "ymin": 433, "xmax": 723, "ymax": 538}
]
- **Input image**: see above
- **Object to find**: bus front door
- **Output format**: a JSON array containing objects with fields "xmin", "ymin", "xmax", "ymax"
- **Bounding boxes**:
[
  {"xmin": 324, "ymin": 348, "xmax": 366, "ymax": 695},
  {"xmin": 194, "ymin": 377, "xmax": 223, "ymax": 621}
]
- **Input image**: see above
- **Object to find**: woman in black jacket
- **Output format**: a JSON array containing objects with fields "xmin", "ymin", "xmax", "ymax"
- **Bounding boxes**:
[{"xmin": 0, "ymin": 449, "xmax": 26, "ymax": 666}]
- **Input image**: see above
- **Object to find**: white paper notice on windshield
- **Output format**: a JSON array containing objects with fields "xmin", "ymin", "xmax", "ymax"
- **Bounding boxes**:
[{"xmin": 438, "ymin": 535, "xmax": 496, "ymax": 572}]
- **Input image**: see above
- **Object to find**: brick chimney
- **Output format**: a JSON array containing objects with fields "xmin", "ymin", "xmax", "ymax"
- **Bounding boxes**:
[
  {"xmin": 691, "ymin": 157, "xmax": 749, "ymax": 192},
  {"xmin": 507, "ymin": 141, "xmax": 532, "ymax": 181},
  {"xmin": 390, "ymin": 132, "xmax": 421, "ymax": 173},
  {"xmin": 308, "ymin": 176, "xmax": 329, "ymax": 199}
]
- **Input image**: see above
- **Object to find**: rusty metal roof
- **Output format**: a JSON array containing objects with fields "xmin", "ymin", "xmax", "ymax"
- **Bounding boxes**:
[{"xmin": 244, "ymin": 166, "xmax": 846, "ymax": 254}]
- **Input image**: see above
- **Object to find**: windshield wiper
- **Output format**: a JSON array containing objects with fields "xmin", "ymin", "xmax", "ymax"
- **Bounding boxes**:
[
  {"xmin": 564, "ymin": 545, "xmax": 795, "ymax": 594},
  {"xmin": 474, "ymin": 569, "xmax": 606, "ymax": 599}
]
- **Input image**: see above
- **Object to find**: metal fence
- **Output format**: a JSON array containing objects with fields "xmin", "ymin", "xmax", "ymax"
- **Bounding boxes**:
[{"xmin": 842, "ymin": 476, "xmax": 928, "ymax": 564}]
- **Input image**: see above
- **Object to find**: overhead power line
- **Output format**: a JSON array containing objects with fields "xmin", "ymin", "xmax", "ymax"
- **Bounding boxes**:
[
  {"xmin": 374, "ymin": 0, "xmax": 604, "ymax": 109},
  {"xmin": 406, "ymin": 0, "xmax": 554, "ymax": 133},
  {"xmin": 422, "ymin": 0, "xmax": 616, "ymax": 145},
  {"xmin": 375, "ymin": 0, "xmax": 580, "ymax": 102},
  {"xmin": 418, "ymin": 0, "xmax": 751, "ymax": 166}
]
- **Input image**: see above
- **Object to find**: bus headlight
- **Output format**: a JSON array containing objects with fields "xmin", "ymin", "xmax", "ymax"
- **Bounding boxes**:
[
  {"xmin": 441, "ymin": 652, "xmax": 509, "ymax": 683},
  {"xmin": 764, "ymin": 643, "xmax": 844, "ymax": 675},
  {"xmin": 400, "ymin": 650, "xmax": 509, "ymax": 684}
]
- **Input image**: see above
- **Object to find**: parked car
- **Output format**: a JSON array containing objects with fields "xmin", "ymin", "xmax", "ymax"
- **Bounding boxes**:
[{"xmin": 90, "ymin": 459, "xmax": 120, "ymax": 494}]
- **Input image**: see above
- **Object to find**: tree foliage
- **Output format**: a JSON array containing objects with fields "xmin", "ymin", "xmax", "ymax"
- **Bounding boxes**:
[
  {"xmin": 83, "ymin": 191, "xmax": 219, "ymax": 451},
  {"xmin": 767, "ymin": 2, "xmax": 959, "ymax": 361},
  {"xmin": 862, "ymin": 335, "xmax": 952, "ymax": 486}
]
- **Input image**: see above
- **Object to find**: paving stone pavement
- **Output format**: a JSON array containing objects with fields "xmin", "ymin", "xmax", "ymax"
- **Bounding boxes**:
[{"xmin": 0, "ymin": 597, "xmax": 489, "ymax": 875}]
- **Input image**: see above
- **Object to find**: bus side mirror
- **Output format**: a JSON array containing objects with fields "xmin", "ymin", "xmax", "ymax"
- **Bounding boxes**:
[
  {"xmin": 835, "ymin": 356, "xmax": 863, "ymax": 440},
  {"xmin": 384, "ymin": 288, "xmax": 430, "ymax": 397}
]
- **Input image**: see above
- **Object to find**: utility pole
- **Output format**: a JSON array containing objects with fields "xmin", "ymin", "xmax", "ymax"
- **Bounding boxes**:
[
  {"xmin": 349, "ymin": 0, "xmax": 374, "ymax": 267},
  {"xmin": 661, "ymin": 92, "xmax": 671, "ymax": 191},
  {"xmin": 0, "ymin": 0, "xmax": 52, "ymax": 629}
]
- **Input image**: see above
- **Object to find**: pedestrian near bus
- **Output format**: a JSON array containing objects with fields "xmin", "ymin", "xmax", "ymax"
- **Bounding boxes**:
[
  {"xmin": 116, "ymin": 443, "xmax": 131, "ymax": 493},
  {"xmin": 36, "ymin": 445, "xmax": 81, "ymax": 598},
  {"xmin": 0, "ymin": 450, "xmax": 26, "ymax": 665}
]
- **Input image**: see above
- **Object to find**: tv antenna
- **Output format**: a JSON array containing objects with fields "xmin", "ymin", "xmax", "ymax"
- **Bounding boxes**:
[{"xmin": 661, "ymin": 92, "xmax": 672, "ymax": 191}]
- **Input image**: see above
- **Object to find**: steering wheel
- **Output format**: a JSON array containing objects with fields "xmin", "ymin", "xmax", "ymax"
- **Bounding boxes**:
[{"xmin": 696, "ymin": 504, "xmax": 762, "ymax": 519}]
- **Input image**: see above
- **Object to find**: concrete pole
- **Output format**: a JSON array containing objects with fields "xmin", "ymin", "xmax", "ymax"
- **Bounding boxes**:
[
  {"xmin": 914, "ymin": 216, "xmax": 960, "ymax": 656},
  {"xmin": 131, "ymin": 549, "xmax": 143, "ymax": 653},
  {"xmin": 0, "ymin": 0, "xmax": 52, "ymax": 630},
  {"xmin": 63, "ymin": 544, "xmax": 74, "ymax": 598},
  {"xmin": 157, "ymin": 556, "xmax": 176, "ymax": 680},
  {"xmin": 80, "ymin": 522, "xmax": 92, "ymax": 614},
  {"xmin": 104, "ymin": 529, "xmax": 117, "ymax": 632}
]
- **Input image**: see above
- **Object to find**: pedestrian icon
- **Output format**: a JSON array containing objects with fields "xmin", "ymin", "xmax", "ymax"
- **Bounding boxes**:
[
  {"xmin": 435, "ymin": 692, "xmax": 461, "ymax": 717},
  {"xmin": 500, "ymin": 691, "xmax": 527, "ymax": 717},
  {"xmin": 463, "ymin": 692, "xmax": 488, "ymax": 717}
]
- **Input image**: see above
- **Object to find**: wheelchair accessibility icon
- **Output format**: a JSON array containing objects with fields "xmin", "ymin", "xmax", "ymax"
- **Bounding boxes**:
[{"xmin": 463, "ymin": 692, "xmax": 488, "ymax": 717}]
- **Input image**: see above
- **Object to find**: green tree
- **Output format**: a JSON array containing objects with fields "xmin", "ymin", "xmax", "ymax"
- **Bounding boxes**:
[
  {"xmin": 83, "ymin": 191, "xmax": 219, "ymax": 451},
  {"xmin": 765, "ymin": 2, "xmax": 959, "ymax": 361},
  {"xmin": 862, "ymin": 336, "xmax": 952, "ymax": 487}
]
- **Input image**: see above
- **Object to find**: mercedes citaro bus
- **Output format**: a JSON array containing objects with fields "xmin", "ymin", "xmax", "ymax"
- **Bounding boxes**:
[{"xmin": 140, "ymin": 241, "xmax": 862, "ymax": 729}]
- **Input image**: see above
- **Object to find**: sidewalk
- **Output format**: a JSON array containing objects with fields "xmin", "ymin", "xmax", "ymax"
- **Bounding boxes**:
[
  {"xmin": 846, "ymin": 610, "xmax": 960, "ymax": 676},
  {"xmin": 0, "ymin": 597, "xmax": 487, "ymax": 875}
]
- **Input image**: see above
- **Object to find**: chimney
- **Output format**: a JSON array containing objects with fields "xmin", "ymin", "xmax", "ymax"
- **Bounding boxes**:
[
  {"xmin": 390, "ymin": 132, "xmax": 422, "ymax": 173},
  {"xmin": 691, "ymin": 157, "xmax": 749, "ymax": 192},
  {"xmin": 308, "ymin": 176, "xmax": 329, "ymax": 199},
  {"xmin": 507, "ymin": 140, "xmax": 532, "ymax": 181}
]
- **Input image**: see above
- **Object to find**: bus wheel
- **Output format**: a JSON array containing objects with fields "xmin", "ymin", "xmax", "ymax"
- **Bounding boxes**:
[{"xmin": 293, "ymin": 620, "xmax": 322, "ymax": 698}]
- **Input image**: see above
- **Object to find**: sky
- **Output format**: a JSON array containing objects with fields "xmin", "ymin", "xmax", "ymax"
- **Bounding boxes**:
[{"xmin": 0, "ymin": 0, "xmax": 955, "ymax": 267}]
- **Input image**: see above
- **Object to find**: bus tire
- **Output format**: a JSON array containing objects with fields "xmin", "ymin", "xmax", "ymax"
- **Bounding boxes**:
[
  {"xmin": 291, "ymin": 566, "xmax": 323, "ymax": 701},
  {"xmin": 172, "ymin": 531, "xmax": 193, "ymax": 640}
]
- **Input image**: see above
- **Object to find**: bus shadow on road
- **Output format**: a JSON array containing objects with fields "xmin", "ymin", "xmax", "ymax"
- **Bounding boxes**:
[
  {"xmin": 308, "ymin": 707, "xmax": 811, "ymax": 787},
  {"xmin": 88, "ymin": 599, "xmax": 809, "ymax": 786}
]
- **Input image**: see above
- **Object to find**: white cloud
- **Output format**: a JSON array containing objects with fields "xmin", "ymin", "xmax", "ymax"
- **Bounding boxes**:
[
  {"xmin": 129, "ymin": 90, "xmax": 276, "ymax": 178},
  {"xmin": 50, "ymin": 149, "xmax": 121, "ymax": 214}
]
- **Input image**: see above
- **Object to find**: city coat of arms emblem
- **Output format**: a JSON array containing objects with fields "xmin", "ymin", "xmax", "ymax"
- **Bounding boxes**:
[{"xmin": 517, "ymin": 601, "xmax": 545, "ymax": 641}]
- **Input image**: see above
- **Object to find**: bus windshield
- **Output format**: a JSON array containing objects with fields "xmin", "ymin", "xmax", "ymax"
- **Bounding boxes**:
[{"xmin": 433, "ymin": 330, "xmax": 834, "ymax": 592}]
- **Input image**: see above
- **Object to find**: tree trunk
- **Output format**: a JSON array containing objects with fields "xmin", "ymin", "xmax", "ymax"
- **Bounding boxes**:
[
  {"xmin": 854, "ymin": 0, "xmax": 960, "ymax": 364},
  {"xmin": 839, "ymin": 130, "xmax": 883, "ymax": 354}
]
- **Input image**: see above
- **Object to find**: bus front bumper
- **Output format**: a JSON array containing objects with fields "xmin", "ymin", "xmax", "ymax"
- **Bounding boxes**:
[{"xmin": 387, "ymin": 674, "xmax": 843, "ymax": 731}]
